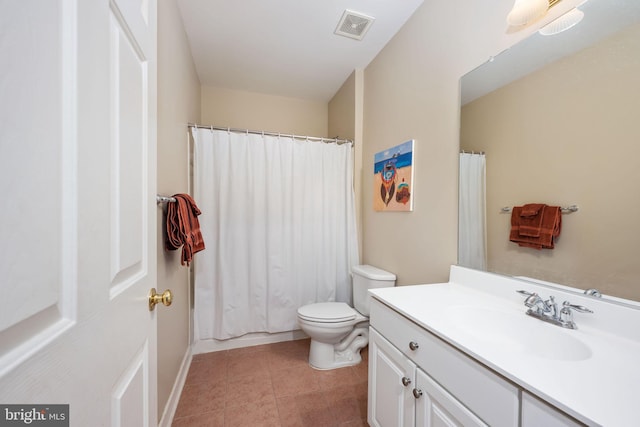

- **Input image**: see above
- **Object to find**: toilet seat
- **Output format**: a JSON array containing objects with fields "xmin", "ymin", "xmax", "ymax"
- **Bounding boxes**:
[{"xmin": 297, "ymin": 302, "xmax": 359, "ymax": 323}]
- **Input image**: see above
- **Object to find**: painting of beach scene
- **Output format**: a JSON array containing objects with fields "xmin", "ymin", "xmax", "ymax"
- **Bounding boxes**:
[{"xmin": 373, "ymin": 140, "xmax": 414, "ymax": 212}]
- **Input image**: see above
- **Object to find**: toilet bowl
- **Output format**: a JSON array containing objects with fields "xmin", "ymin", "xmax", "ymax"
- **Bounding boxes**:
[
  {"xmin": 298, "ymin": 302, "xmax": 369, "ymax": 370},
  {"xmin": 297, "ymin": 265, "xmax": 396, "ymax": 370}
]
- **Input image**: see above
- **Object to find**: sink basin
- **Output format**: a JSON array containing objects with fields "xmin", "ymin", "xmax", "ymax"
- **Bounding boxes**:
[
  {"xmin": 446, "ymin": 305, "xmax": 593, "ymax": 361},
  {"xmin": 525, "ymin": 326, "xmax": 593, "ymax": 361}
]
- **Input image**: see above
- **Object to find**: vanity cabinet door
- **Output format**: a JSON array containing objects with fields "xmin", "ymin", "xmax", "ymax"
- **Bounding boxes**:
[
  {"xmin": 522, "ymin": 392, "xmax": 585, "ymax": 427},
  {"xmin": 369, "ymin": 328, "xmax": 416, "ymax": 427},
  {"xmin": 415, "ymin": 368, "xmax": 488, "ymax": 427}
]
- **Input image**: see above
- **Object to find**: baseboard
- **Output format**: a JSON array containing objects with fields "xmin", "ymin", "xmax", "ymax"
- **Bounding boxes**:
[
  {"xmin": 158, "ymin": 347, "xmax": 192, "ymax": 427},
  {"xmin": 192, "ymin": 330, "xmax": 308, "ymax": 354}
]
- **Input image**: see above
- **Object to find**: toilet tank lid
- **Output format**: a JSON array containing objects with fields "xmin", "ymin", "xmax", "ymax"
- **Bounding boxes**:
[{"xmin": 352, "ymin": 265, "xmax": 396, "ymax": 281}]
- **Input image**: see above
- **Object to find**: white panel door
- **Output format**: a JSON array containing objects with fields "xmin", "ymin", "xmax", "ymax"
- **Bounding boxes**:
[
  {"xmin": 368, "ymin": 328, "xmax": 416, "ymax": 427},
  {"xmin": 0, "ymin": 0, "xmax": 158, "ymax": 425},
  {"xmin": 414, "ymin": 369, "xmax": 487, "ymax": 427}
]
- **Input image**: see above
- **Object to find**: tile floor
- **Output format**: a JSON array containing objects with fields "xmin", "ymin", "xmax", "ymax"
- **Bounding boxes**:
[{"xmin": 172, "ymin": 338, "xmax": 369, "ymax": 427}]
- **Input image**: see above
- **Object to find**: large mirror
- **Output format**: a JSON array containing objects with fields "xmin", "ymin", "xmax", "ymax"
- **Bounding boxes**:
[{"xmin": 459, "ymin": 0, "xmax": 640, "ymax": 301}]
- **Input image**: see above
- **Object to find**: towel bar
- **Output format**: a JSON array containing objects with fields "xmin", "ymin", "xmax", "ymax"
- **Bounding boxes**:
[
  {"xmin": 156, "ymin": 195, "xmax": 177, "ymax": 204},
  {"xmin": 501, "ymin": 205, "xmax": 578, "ymax": 213}
]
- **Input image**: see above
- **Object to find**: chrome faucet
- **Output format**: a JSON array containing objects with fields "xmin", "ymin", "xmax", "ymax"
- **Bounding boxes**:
[
  {"xmin": 523, "ymin": 293, "xmax": 550, "ymax": 314},
  {"xmin": 517, "ymin": 290, "xmax": 593, "ymax": 329}
]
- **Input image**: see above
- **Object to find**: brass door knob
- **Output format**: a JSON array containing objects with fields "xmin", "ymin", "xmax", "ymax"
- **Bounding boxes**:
[{"xmin": 149, "ymin": 288, "xmax": 172, "ymax": 311}]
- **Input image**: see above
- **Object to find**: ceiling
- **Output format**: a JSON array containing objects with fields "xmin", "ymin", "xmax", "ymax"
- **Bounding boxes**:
[
  {"xmin": 462, "ymin": 0, "xmax": 640, "ymax": 104},
  {"xmin": 176, "ymin": 0, "xmax": 425, "ymax": 102}
]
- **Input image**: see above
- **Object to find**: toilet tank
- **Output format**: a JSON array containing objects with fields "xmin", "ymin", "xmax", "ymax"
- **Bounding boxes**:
[{"xmin": 352, "ymin": 265, "xmax": 396, "ymax": 316}]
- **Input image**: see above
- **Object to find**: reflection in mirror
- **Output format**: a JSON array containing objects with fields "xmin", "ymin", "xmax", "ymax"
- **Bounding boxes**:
[{"xmin": 459, "ymin": 0, "xmax": 640, "ymax": 301}]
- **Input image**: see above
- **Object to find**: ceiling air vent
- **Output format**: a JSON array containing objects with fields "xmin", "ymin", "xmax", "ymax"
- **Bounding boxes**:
[{"xmin": 334, "ymin": 10, "xmax": 375, "ymax": 41}]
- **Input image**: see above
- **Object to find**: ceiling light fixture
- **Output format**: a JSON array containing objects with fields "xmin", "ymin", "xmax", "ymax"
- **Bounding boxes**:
[
  {"xmin": 507, "ymin": 0, "xmax": 549, "ymax": 27},
  {"xmin": 538, "ymin": 7, "xmax": 585, "ymax": 35}
]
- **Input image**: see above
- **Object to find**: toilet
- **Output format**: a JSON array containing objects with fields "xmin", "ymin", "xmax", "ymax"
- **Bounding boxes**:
[{"xmin": 297, "ymin": 265, "xmax": 396, "ymax": 370}]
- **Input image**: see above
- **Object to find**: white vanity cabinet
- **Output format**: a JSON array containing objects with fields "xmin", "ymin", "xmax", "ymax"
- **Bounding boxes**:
[
  {"xmin": 367, "ymin": 266, "xmax": 640, "ymax": 426},
  {"xmin": 368, "ymin": 296, "xmax": 586, "ymax": 427},
  {"xmin": 368, "ymin": 298, "xmax": 519, "ymax": 426},
  {"xmin": 369, "ymin": 328, "xmax": 486, "ymax": 427}
]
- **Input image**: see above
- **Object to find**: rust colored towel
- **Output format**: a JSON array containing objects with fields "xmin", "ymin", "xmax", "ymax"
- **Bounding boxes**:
[
  {"xmin": 510, "ymin": 205, "xmax": 561, "ymax": 249},
  {"xmin": 520, "ymin": 203, "xmax": 544, "ymax": 217},
  {"xmin": 519, "ymin": 203, "xmax": 546, "ymax": 237},
  {"xmin": 166, "ymin": 193, "xmax": 205, "ymax": 266}
]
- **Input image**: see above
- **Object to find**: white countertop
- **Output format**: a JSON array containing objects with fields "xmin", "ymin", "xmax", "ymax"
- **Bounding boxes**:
[{"xmin": 370, "ymin": 266, "xmax": 640, "ymax": 426}]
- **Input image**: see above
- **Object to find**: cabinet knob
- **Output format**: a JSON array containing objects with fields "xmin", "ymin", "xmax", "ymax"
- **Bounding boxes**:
[
  {"xmin": 401, "ymin": 377, "xmax": 412, "ymax": 387},
  {"xmin": 413, "ymin": 388, "xmax": 423, "ymax": 399},
  {"xmin": 409, "ymin": 341, "xmax": 419, "ymax": 351}
]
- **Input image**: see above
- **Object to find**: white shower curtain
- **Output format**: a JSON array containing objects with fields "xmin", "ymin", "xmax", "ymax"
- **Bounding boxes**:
[
  {"xmin": 458, "ymin": 152, "xmax": 487, "ymax": 271},
  {"xmin": 193, "ymin": 128, "xmax": 360, "ymax": 340}
]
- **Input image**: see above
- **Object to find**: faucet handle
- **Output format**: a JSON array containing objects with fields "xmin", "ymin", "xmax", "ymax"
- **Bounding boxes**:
[
  {"xmin": 517, "ymin": 290, "xmax": 540, "ymax": 305},
  {"xmin": 562, "ymin": 301, "xmax": 593, "ymax": 313},
  {"xmin": 559, "ymin": 301, "xmax": 593, "ymax": 329}
]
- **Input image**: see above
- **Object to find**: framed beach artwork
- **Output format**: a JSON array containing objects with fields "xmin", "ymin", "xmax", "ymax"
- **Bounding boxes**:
[{"xmin": 373, "ymin": 140, "xmax": 414, "ymax": 212}]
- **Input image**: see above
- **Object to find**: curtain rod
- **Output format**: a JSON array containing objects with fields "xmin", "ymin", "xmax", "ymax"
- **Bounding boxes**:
[{"xmin": 188, "ymin": 123, "xmax": 353, "ymax": 146}]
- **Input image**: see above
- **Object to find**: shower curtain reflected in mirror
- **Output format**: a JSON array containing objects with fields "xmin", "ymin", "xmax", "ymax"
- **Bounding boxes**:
[
  {"xmin": 458, "ymin": 152, "xmax": 487, "ymax": 271},
  {"xmin": 192, "ymin": 128, "xmax": 360, "ymax": 340}
]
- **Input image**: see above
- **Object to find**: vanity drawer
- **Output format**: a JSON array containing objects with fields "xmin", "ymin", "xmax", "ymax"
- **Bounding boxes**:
[{"xmin": 370, "ymin": 298, "xmax": 519, "ymax": 427}]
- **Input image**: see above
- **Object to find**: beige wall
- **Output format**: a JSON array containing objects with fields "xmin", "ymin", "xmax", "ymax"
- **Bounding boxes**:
[
  {"xmin": 359, "ymin": 0, "xmax": 584, "ymax": 286},
  {"xmin": 359, "ymin": 0, "xmax": 588, "ymax": 286},
  {"xmin": 157, "ymin": 0, "xmax": 201, "ymax": 419},
  {"xmin": 328, "ymin": 71, "xmax": 356, "ymax": 141},
  {"xmin": 461, "ymin": 24, "xmax": 640, "ymax": 300},
  {"xmin": 360, "ymin": 2, "xmax": 488, "ymax": 285},
  {"xmin": 328, "ymin": 70, "xmax": 364, "ymax": 258},
  {"xmin": 201, "ymin": 86, "xmax": 328, "ymax": 137}
]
